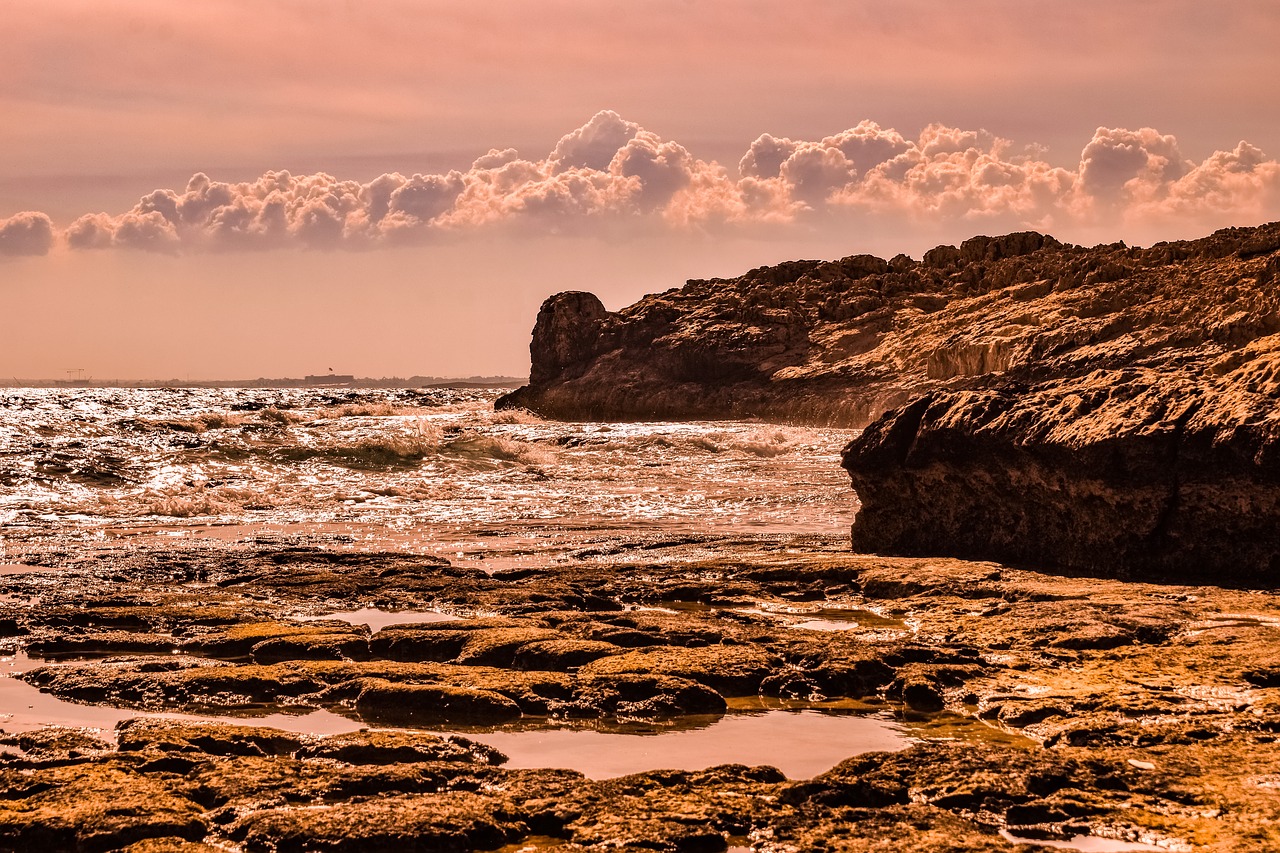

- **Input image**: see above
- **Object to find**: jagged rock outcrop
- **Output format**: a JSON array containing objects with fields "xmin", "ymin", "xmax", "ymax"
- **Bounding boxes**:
[
  {"xmin": 527, "ymin": 291, "xmax": 609, "ymax": 386},
  {"xmin": 500, "ymin": 222, "xmax": 1280, "ymax": 578},
  {"xmin": 840, "ymin": 225, "xmax": 1280, "ymax": 579}
]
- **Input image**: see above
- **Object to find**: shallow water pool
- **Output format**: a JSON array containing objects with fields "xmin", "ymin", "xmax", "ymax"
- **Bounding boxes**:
[
  {"xmin": 999, "ymin": 830, "xmax": 1173, "ymax": 852},
  {"xmin": 4, "ymin": 651, "xmax": 910, "ymax": 778},
  {"xmin": 0, "ymin": 652, "xmax": 360, "ymax": 738},
  {"xmin": 292, "ymin": 606, "xmax": 463, "ymax": 632},
  {"xmin": 426, "ymin": 709, "xmax": 909, "ymax": 779}
]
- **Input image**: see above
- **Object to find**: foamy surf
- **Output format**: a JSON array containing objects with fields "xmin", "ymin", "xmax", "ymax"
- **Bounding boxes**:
[{"xmin": 0, "ymin": 388, "xmax": 855, "ymax": 555}]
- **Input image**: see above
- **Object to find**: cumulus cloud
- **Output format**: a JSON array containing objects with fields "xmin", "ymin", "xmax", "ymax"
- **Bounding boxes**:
[
  {"xmin": 835, "ymin": 124, "xmax": 1077, "ymax": 226},
  {"xmin": 739, "ymin": 121, "xmax": 914, "ymax": 207},
  {"xmin": 11, "ymin": 111, "xmax": 1280, "ymax": 254},
  {"xmin": 0, "ymin": 212, "xmax": 55, "ymax": 256},
  {"xmin": 1135, "ymin": 140, "xmax": 1280, "ymax": 222},
  {"xmin": 548, "ymin": 110, "xmax": 641, "ymax": 173},
  {"xmin": 1078, "ymin": 127, "xmax": 1189, "ymax": 202}
]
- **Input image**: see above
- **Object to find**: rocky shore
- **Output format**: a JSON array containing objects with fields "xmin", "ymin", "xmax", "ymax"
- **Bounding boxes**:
[
  {"xmin": 3, "ymin": 537, "xmax": 1280, "ymax": 851},
  {"xmin": 6, "ymin": 225, "xmax": 1279, "ymax": 851},
  {"xmin": 498, "ymin": 222, "xmax": 1280, "ymax": 578}
]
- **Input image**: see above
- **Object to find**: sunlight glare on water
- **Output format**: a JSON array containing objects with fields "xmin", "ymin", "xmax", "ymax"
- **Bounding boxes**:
[{"xmin": 0, "ymin": 387, "xmax": 857, "ymax": 562}]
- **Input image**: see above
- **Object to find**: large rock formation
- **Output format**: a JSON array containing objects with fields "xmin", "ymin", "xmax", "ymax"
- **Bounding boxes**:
[
  {"xmin": 500, "ymin": 222, "xmax": 1280, "ymax": 578},
  {"xmin": 841, "ymin": 226, "xmax": 1280, "ymax": 580},
  {"xmin": 843, "ymin": 373, "xmax": 1280, "ymax": 581}
]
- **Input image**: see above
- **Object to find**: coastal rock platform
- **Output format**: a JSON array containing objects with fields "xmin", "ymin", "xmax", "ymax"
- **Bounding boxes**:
[{"xmin": 3, "ymin": 537, "xmax": 1279, "ymax": 851}]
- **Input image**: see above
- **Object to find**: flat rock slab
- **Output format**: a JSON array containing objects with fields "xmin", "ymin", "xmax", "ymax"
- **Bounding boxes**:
[{"xmin": 2, "ymin": 540, "xmax": 1279, "ymax": 850}]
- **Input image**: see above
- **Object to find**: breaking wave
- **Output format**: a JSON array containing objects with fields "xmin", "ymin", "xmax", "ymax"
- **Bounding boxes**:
[
  {"xmin": 134, "ymin": 485, "xmax": 285, "ymax": 519},
  {"xmin": 0, "ymin": 387, "xmax": 852, "ymax": 532},
  {"xmin": 443, "ymin": 433, "xmax": 554, "ymax": 466},
  {"xmin": 273, "ymin": 426, "xmax": 445, "ymax": 468},
  {"xmin": 260, "ymin": 422, "xmax": 553, "ymax": 470}
]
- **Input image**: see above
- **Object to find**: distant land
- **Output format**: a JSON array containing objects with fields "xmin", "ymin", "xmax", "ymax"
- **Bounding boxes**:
[{"xmin": 6, "ymin": 375, "xmax": 526, "ymax": 389}]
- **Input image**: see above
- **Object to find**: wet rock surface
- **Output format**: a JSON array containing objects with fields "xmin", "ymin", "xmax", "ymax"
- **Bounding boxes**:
[
  {"xmin": 498, "ymin": 222, "xmax": 1280, "ymax": 578},
  {"xmin": 3, "ymin": 539, "xmax": 1280, "ymax": 850}
]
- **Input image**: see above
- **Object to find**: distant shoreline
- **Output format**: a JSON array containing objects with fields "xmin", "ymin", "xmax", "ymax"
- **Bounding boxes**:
[{"xmin": 3, "ymin": 376, "xmax": 526, "ymax": 390}]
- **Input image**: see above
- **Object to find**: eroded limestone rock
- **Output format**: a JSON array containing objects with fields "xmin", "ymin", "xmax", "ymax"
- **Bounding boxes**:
[{"xmin": 502, "ymin": 221, "xmax": 1280, "ymax": 577}]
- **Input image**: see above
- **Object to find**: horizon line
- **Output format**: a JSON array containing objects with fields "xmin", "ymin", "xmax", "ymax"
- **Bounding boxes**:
[{"xmin": 3, "ymin": 374, "xmax": 527, "ymax": 389}]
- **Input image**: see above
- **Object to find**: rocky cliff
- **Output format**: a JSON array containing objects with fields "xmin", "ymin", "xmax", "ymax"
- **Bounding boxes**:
[{"xmin": 500, "ymin": 222, "xmax": 1280, "ymax": 578}]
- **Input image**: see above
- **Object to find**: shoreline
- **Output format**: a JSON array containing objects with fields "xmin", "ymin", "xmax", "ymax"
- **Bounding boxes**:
[{"xmin": 3, "ymin": 533, "xmax": 1277, "ymax": 850}]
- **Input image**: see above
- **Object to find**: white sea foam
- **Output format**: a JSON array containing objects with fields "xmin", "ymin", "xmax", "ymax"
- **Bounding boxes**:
[{"xmin": 0, "ymin": 387, "xmax": 854, "ymax": 534}]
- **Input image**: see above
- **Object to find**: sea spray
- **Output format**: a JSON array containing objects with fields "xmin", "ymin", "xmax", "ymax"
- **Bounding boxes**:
[{"xmin": 0, "ymin": 387, "xmax": 852, "ymax": 533}]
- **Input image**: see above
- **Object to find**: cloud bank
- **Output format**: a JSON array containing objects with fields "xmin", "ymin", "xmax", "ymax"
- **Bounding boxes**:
[{"xmin": 5, "ymin": 111, "xmax": 1280, "ymax": 256}]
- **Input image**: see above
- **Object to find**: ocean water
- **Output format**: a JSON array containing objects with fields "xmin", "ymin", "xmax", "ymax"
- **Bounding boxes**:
[
  {"xmin": 0, "ymin": 386, "xmax": 899, "ymax": 776},
  {"xmin": 0, "ymin": 387, "xmax": 857, "ymax": 567}
]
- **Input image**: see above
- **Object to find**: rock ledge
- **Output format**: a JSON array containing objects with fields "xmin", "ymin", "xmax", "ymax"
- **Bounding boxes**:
[{"xmin": 501, "ymin": 222, "xmax": 1280, "ymax": 578}]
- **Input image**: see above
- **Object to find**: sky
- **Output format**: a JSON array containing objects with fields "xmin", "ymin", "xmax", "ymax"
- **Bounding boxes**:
[{"xmin": 3, "ymin": 0, "xmax": 1279, "ymax": 381}]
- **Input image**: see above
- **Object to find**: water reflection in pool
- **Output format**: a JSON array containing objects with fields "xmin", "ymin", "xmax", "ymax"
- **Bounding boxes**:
[
  {"xmin": 998, "ymin": 830, "xmax": 1171, "ymax": 852},
  {"xmin": 0, "ymin": 651, "xmax": 360, "ymax": 738},
  {"xmin": 436, "ymin": 709, "xmax": 910, "ymax": 779},
  {"xmin": 4, "ymin": 650, "xmax": 910, "ymax": 778},
  {"xmin": 637, "ymin": 599, "xmax": 907, "ymax": 633},
  {"xmin": 292, "ymin": 606, "xmax": 463, "ymax": 632}
]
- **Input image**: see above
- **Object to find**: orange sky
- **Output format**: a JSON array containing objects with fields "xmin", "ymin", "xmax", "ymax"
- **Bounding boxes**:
[{"xmin": 3, "ymin": 1, "xmax": 1279, "ymax": 380}]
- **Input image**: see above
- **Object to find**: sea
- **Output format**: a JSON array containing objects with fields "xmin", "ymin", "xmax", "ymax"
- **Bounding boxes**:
[
  {"xmin": 2, "ymin": 387, "xmax": 960, "ymax": 780},
  {"xmin": 0, "ymin": 386, "xmax": 858, "ymax": 570}
]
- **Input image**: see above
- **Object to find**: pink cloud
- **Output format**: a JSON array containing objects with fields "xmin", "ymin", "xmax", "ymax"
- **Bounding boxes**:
[
  {"xmin": 113, "ymin": 211, "xmax": 181, "ymax": 252},
  {"xmin": 1138, "ymin": 141, "xmax": 1280, "ymax": 222},
  {"xmin": 64, "ymin": 213, "xmax": 115, "ymax": 250},
  {"xmin": 0, "ymin": 211, "xmax": 55, "ymax": 256},
  {"xmin": 1077, "ymin": 127, "xmax": 1190, "ymax": 205},
  {"xmin": 612, "ymin": 131, "xmax": 698, "ymax": 209},
  {"xmin": 548, "ymin": 110, "xmax": 641, "ymax": 173},
  {"xmin": 737, "ymin": 122, "xmax": 913, "ymax": 208},
  {"xmin": 739, "ymin": 134, "xmax": 800, "ymax": 180},
  {"xmin": 838, "ymin": 126, "xmax": 1078, "ymax": 225},
  {"xmin": 10, "ymin": 112, "xmax": 1279, "ymax": 254}
]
